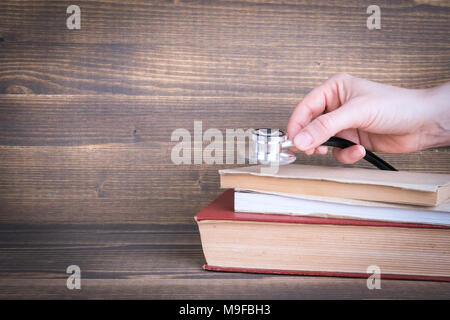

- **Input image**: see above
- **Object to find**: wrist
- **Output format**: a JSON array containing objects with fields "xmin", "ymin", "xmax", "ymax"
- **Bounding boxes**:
[{"xmin": 419, "ymin": 83, "xmax": 450, "ymax": 150}]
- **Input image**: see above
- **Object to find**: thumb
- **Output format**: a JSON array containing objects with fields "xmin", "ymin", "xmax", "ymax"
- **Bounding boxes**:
[
  {"xmin": 333, "ymin": 144, "xmax": 366, "ymax": 164},
  {"xmin": 293, "ymin": 107, "xmax": 356, "ymax": 151}
]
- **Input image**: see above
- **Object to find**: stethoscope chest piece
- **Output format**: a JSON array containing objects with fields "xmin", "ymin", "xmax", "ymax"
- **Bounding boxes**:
[
  {"xmin": 249, "ymin": 127, "xmax": 397, "ymax": 171},
  {"xmin": 250, "ymin": 128, "xmax": 296, "ymax": 165}
]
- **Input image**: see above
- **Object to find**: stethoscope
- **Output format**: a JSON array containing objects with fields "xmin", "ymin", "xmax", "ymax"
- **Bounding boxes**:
[{"xmin": 250, "ymin": 128, "xmax": 397, "ymax": 171}]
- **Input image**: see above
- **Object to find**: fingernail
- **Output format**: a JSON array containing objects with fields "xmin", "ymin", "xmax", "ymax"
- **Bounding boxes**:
[
  {"xmin": 294, "ymin": 131, "xmax": 313, "ymax": 150},
  {"xmin": 352, "ymin": 146, "xmax": 365, "ymax": 159},
  {"xmin": 317, "ymin": 146, "xmax": 328, "ymax": 154}
]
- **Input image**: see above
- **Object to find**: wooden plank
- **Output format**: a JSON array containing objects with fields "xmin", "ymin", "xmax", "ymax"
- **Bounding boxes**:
[
  {"xmin": 2, "ymin": 278, "xmax": 450, "ymax": 299},
  {"xmin": 1, "ymin": 0, "xmax": 448, "ymax": 45},
  {"xmin": 0, "ymin": 224, "xmax": 449, "ymax": 299},
  {"xmin": 0, "ymin": 144, "xmax": 448, "ymax": 225},
  {"xmin": 0, "ymin": 95, "xmax": 298, "ymax": 145},
  {"xmin": 0, "ymin": 1, "xmax": 449, "ymax": 94},
  {"xmin": 1, "ymin": 42, "xmax": 447, "ymax": 95},
  {"xmin": 0, "ymin": 224, "xmax": 204, "ymax": 278}
]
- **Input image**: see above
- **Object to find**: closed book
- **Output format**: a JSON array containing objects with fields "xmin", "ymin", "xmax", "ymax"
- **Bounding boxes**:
[
  {"xmin": 195, "ymin": 190, "xmax": 450, "ymax": 281},
  {"xmin": 234, "ymin": 189, "xmax": 450, "ymax": 226},
  {"xmin": 219, "ymin": 164, "xmax": 450, "ymax": 206}
]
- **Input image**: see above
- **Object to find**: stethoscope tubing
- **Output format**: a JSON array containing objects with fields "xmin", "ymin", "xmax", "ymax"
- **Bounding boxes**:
[
  {"xmin": 322, "ymin": 136, "xmax": 397, "ymax": 171},
  {"xmin": 283, "ymin": 136, "xmax": 397, "ymax": 171}
]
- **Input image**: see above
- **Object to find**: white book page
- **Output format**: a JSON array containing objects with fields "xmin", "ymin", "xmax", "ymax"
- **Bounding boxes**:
[
  {"xmin": 235, "ymin": 191, "xmax": 450, "ymax": 226},
  {"xmin": 235, "ymin": 188, "xmax": 450, "ymax": 212}
]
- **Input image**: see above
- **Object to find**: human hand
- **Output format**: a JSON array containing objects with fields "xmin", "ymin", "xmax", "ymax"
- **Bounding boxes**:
[{"xmin": 287, "ymin": 73, "xmax": 450, "ymax": 164}]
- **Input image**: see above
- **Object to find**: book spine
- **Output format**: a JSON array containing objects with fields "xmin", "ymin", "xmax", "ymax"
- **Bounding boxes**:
[{"xmin": 204, "ymin": 264, "xmax": 450, "ymax": 282}]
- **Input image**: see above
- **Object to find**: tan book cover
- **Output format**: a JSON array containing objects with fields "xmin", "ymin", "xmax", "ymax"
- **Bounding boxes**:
[{"xmin": 219, "ymin": 164, "xmax": 450, "ymax": 206}]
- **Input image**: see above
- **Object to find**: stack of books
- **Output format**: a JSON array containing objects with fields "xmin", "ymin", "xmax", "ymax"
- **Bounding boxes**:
[{"xmin": 195, "ymin": 164, "xmax": 450, "ymax": 281}]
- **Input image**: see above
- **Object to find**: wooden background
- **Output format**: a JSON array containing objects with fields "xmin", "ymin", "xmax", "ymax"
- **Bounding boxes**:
[{"xmin": 0, "ymin": 0, "xmax": 449, "ymax": 299}]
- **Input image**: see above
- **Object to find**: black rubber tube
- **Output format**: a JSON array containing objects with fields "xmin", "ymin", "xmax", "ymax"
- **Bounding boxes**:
[{"xmin": 322, "ymin": 136, "xmax": 397, "ymax": 171}]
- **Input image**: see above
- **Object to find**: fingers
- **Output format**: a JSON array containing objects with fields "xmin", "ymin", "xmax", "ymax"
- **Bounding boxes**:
[
  {"xmin": 332, "ymin": 145, "xmax": 366, "ymax": 164},
  {"xmin": 302, "ymin": 141, "xmax": 366, "ymax": 167},
  {"xmin": 304, "ymin": 144, "xmax": 366, "ymax": 165},
  {"xmin": 315, "ymin": 145, "xmax": 328, "ymax": 155},
  {"xmin": 302, "ymin": 146, "xmax": 328, "ymax": 156},
  {"xmin": 287, "ymin": 73, "xmax": 352, "ymax": 140},
  {"xmin": 293, "ymin": 106, "xmax": 357, "ymax": 150}
]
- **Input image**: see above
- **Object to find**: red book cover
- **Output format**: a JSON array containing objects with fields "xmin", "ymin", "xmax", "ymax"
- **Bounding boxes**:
[{"xmin": 196, "ymin": 190, "xmax": 450, "ymax": 282}]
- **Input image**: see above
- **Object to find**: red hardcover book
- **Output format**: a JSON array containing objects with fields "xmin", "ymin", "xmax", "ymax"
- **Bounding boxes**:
[{"xmin": 195, "ymin": 190, "xmax": 450, "ymax": 281}]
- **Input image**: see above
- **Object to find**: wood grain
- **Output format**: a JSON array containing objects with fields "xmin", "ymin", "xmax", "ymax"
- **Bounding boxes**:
[
  {"xmin": 1, "ymin": 224, "xmax": 449, "ymax": 299},
  {"xmin": 0, "ymin": 0, "xmax": 449, "ymax": 299},
  {"xmin": 0, "ymin": 95, "xmax": 448, "ymax": 226},
  {"xmin": 0, "ymin": 0, "xmax": 449, "ymax": 95}
]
